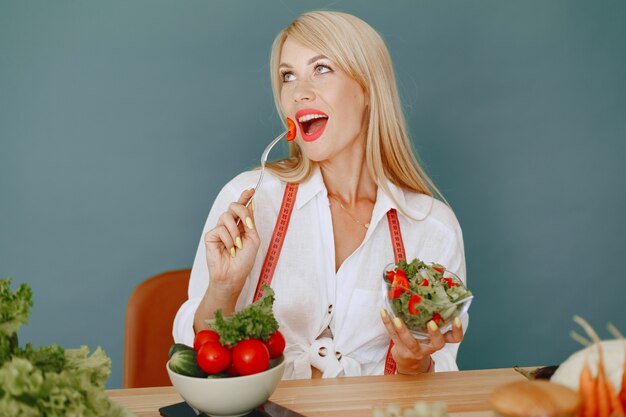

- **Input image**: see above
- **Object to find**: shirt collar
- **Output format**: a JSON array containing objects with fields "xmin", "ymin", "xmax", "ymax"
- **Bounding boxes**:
[{"xmin": 294, "ymin": 164, "xmax": 326, "ymax": 210}]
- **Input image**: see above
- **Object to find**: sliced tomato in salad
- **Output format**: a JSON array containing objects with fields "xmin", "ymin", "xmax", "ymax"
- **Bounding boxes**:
[
  {"xmin": 408, "ymin": 295, "xmax": 421, "ymax": 315},
  {"xmin": 441, "ymin": 277, "xmax": 459, "ymax": 288},
  {"xmin": 431, "ymin": 313, "xmax": 443, "ymax": 326}
]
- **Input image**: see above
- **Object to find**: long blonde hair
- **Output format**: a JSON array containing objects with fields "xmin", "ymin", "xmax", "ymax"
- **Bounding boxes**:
[{"xmin": 266, "ymin": 11, "xmax": 443, "ymax": 206}]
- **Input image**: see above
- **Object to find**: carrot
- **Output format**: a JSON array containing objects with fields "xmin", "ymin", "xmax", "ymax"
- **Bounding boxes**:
[
  {"xmin": 579, "ymin": 360, "xmax": 598, "ymax": 417},
  {"xmin": 619, "ymin": 354, "xmax": 626, "ymax": 409},
  {"xmin": 607, "ymin": 322, "xmax": 626, "ymax": 409},
  {"xmin": 621, "ymin": 356, "xmax": 626, "ymax": 409},
  {"xmin": 574, "ymin": 316, "xmax": 617, "ymax": 417},
  {"xmin": 607, "ymin": 378, "xmax": 626, "ymax": 417},
  {"xmin": 597, "ymin": 344, "xmax": 613, "ymax": 417}
]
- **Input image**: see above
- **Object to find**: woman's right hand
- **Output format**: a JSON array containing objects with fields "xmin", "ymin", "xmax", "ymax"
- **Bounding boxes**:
[{"xmin": 203, "ymin": 188, "xmax": 260, "ymax": 306}]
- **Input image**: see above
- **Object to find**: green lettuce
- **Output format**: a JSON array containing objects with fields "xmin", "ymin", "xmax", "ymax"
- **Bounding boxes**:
[
  {"xmin": 0, "ymin": 278, "xmax": 136, "ymax": 417},
  {"xmin": 208, "ymin": 285, "xmax": 279, "ymax": 346}
]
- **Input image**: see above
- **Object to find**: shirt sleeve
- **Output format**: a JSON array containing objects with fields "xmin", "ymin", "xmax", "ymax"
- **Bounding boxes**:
[
  {"xmin": 429, "ymin": 208, "xmax": 469, "ymax": 372},
  {"xmin": 172, "ymin": 179, "xmax": 245, "ymax": 346}
]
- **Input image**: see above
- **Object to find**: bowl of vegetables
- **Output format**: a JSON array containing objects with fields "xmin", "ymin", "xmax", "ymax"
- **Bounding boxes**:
[
  {"xmin": 167, "ymin": 285, "xmax": 287, "ymax": 417},
  {"xmin": 167, "ymin": 353, "xmax": 285, "ymax": 417},
  {"xmin": 382, "ymin": 258, "xmax": 473, "ymax": 339}
]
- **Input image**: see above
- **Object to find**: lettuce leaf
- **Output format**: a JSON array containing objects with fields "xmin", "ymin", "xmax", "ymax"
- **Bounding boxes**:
[
  {"xmin": 208, "ymin": 285, "xmax": 279, "ymax": 346},
  {"xmin": 0, "ymin": 278, "xmax": 137, "ymax": 417}
]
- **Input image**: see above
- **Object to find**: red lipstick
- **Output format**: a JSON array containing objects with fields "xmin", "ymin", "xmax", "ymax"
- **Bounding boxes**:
[{"xmin": 295, "ymin": 109, "xmax": 329, "ymax": 142}]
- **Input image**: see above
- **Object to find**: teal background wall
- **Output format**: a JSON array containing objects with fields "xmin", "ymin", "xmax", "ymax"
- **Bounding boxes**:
[{"xmin": 1, "ymin": 1, "xmax": 625, "ymax": 389}]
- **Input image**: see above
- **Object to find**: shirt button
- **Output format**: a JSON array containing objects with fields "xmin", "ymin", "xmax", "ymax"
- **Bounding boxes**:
[
  {"xmin": 318, "ymin": 347, "xmax": 328, "ymax": 357},
  {"xmin": 328, "ymin": 304, "xmax": 333, "ymax": 314},
  {"xmin": 335, "ymin": 351, "xmax": 342, "ymax": 360}
]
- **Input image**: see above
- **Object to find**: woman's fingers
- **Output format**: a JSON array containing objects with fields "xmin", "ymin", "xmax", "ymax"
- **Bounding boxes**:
[
  {"xmin": 380, "ymin": 310, "xmax": 425, "ymax": 357},
  {"xmin": 379, "ymin": 309, "xmax": 402, "ymax": 346},
  {"xmin": 426, "ymin": 320, "xmax": 445, "ymax": 351},
  {"xmin": 209, "ymin": 188, "xmax": 257, "ymax": 253},
  {"xmin": 219, "ymin": 211, "xmax": 244, "ymax": 250},
  {"xmin": 237, "ymin": 188, "xmax": 255, "ymax": 205},
  {"xmin": 443, "ymin": 317, "xmax": 464, "ymax": 344},
  {"xmin": 205, "ymin": 225, "xmax": 235, "ymax": 255},
  {"xmin": 392, "ymin": 316, "xmax": 422, "ymax": 354},
  {"xmin": 229, "ymin": 201, "xmax": 255, "ymax": 233}
]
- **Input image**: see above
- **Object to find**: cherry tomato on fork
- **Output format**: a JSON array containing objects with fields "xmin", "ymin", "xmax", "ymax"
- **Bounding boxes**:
[{"xmin": 286, "ymin": 117, "xmax": 297, "ymax": 141}]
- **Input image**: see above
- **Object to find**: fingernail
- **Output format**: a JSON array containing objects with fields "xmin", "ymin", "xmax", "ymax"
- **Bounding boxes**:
[
  {"xmin": 245, "ymin": 217, "xmax": 254, "ymax": 230},
  {"xmin": 235, "ymin": 236, "xmax": 242, "ymax": 249},
  {"xmin": 230, "ymin": 247, "xmax": 236, "ymax": 258},
  {"xmin": 393, "ymin": 317, "xmax": 402, "ymax": 329},
  {"xmin": 428, "ymin": 320, "xmax": 438, "ymax": 331},
  {"xmin": 251, "ymin": 198, "xmax": 255, "ymax": 212},
  {"xmin": 380, "ymin": 309, "xmax": 387, "ymax": 319},
  {"xmin": 454, "ymin": 317, "xmax": 462, "ymax": 329}
]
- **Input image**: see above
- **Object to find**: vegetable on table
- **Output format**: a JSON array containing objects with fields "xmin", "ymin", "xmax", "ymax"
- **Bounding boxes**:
[
  {"xmin": 264, "ymin": 330, "xmax": 286, "ymax": 359},
  {"xmin": 193, "ymin": 329, "xmax": 220, "ymax": 351},
  {"xmin": 0, "ymin": 278, "xmax": 135, "ymax": 417},
  {"xmin": 551, "ymin": 316, "xmax": 626, "ymax": 416},
  {"xmin": 197, "ymin": 341, "xmax": 231, "ymax": 375},
  {"xmin": 168, "ymin": 284, "xmax": 285, "ymax": 379},
  {"xmin": 513, "ymin": 365, "xmax": 559, "ymax": 381},
  {"xmin": 209, "ymin": 285, "xmax": 279, "ymax": 347},
  {"xmin": 232, "ymin": 339, "xmax": 270, "ymax": 376}
]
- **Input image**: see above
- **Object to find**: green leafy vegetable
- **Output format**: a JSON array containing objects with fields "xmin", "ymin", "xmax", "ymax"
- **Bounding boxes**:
[
  {"xmin": 14, "ymin": 343, "xmax": 66, "ymax": 373},
  {"xmin": 208, "ymin": 285, "xmax": 279, "ymax": 346},
  {"xmin": 0, "ymin": 278, "xmax": 136, "ymax": 417},
  {"xmin": 0, "ymin": 279, "xmax": 32, "ymax": 365},
  {"xmin": 387, "ymin": 259, "xmax": 472, "ymax": 333}
]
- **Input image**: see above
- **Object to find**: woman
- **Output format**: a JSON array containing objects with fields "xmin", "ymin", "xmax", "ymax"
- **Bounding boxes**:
[{"xmin": 173, "ymin": 11, "xmax": 467, "ymax": 379}]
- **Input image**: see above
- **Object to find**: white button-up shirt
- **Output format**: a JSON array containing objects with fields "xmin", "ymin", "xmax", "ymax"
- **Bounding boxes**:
[{"xmin": 173, "ymin": 165, "xmax": 468, "ymax": 379}]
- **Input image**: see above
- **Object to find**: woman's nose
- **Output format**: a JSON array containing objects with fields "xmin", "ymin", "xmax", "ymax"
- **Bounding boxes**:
[{"xmin": 292, "ymin": 79, "xmax": 315, "ymax": 102}]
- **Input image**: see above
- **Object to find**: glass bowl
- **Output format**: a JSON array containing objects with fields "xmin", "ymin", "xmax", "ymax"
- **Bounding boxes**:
[{"xmin": 382, "ymin": 262, "xmax": 473, "ymax": 339}]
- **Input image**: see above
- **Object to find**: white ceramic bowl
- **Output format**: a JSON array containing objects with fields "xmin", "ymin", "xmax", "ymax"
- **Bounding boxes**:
[{"xmin": 166, "ymin": 356, "xmax": 285, "ymax": 417}]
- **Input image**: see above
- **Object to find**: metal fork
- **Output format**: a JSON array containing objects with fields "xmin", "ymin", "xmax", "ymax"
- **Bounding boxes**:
[{"xmin": 236, "ymin": 130, "xmax": 287, "ymax": 225}]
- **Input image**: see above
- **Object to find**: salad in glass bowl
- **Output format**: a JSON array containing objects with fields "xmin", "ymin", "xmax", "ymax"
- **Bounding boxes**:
[{"xmin": 382, "ymin": 258, "xmax": 473, "ymax": 339}]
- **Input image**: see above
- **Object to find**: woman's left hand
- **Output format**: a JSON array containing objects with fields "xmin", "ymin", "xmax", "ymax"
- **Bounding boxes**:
[{"xmin": 380, "ymin": 309, "xmax": 464, "ymax": 374}]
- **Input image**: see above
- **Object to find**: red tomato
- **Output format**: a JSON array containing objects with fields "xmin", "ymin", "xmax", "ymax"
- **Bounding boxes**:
[
  {"xmin": 232, "ymin": 339, "xmax": 270, "ymax": 376},
  {"xmin": 196, "ymin": 341, "xmax": 231, "ymax": 374},
  {"xmin": 193, "ymin": 330, "xmax": 220, "ymax": 351},
  {"xmin": 286, "ymin": 117, "xmax": 297, "ymax": 141},
  {"xmin": 226, "ymin": 361, "xmax": 240, "ymax": 377},
  {"xmin": 264, "ymin": 330, "xmax": 286, "ymax": 359},
  {"xmin": 408, "ymin": 295, "xmax": 421, "ymax": 315},
  {"xmin": 431, "ymin": 313, "xmax": 443, "ymax": 326}
]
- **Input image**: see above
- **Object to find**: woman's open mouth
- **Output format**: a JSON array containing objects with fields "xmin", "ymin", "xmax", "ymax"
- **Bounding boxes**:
[{"xmin": 296, "ymin": 109, "xmax": 329, "ymax": 142}]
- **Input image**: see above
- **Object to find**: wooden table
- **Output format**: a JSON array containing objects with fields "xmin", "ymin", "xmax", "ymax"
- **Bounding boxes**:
[{"xmin": 108, "ymin": 368, "xmax": 526, "ymax": 417}]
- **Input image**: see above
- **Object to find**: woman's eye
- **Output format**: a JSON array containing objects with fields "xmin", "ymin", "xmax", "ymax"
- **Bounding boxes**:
[
  {"xmin": 282, "ymin": 72, "xmax": 296, "ymax": 82},
  {"xmin": 315, "ymin": 65, "xmax": 332, "ymax": 74}
]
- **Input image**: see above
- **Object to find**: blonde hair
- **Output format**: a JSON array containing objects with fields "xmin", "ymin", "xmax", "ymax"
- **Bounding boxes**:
[{"xmin": 266, "ymin": 11, "xmax": 444, "ymax": 208}]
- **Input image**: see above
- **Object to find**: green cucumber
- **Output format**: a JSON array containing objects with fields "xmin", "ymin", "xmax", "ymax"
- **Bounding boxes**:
[
  {"xmin": 168, "ymin": 343, "xmax": 194, "ymax": 359},
  {"xmin": 169, "ymin": 349, "xmax": 207, "ymax": 378}
]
